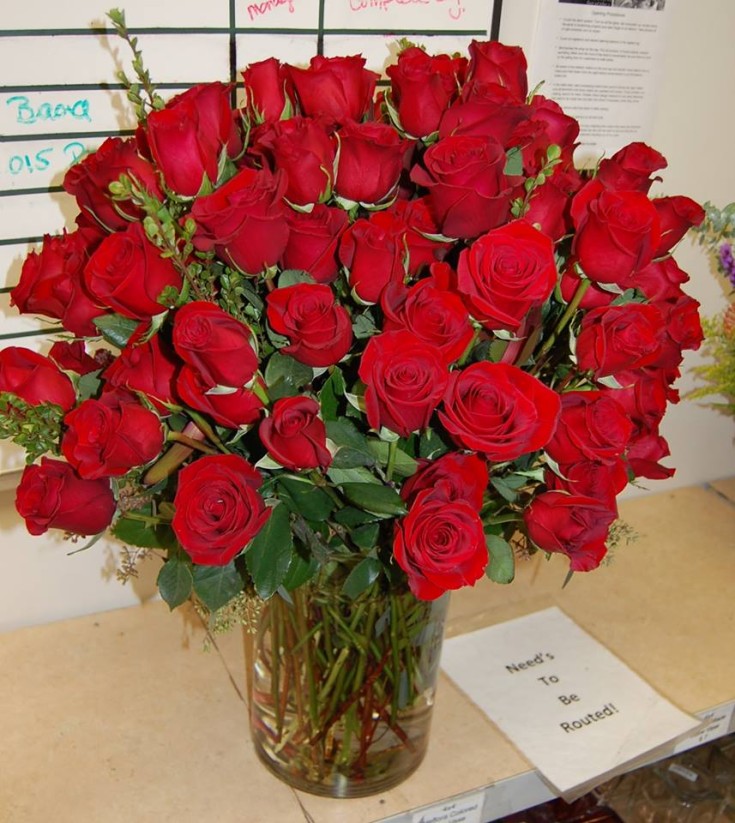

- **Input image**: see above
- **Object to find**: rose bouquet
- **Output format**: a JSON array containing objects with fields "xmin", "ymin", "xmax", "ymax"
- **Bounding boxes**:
[{"xmin": 0, "ymin": 9, "xmax": 705, "ymax": 795}]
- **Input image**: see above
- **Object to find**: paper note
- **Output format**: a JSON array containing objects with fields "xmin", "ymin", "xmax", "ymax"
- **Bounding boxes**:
[{"xmin": 441, "ymin": 607, "xmax": 701, "ymax": 799}]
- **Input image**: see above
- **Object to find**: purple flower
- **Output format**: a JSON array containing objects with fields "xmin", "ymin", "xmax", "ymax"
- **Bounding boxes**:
[{"xmin": 719, "ymin": 242, "xmax": 735, "ymax": 288}]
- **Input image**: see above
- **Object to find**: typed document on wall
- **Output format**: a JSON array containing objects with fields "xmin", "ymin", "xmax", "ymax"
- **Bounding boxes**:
[{"xmin": 529, "ymin": 0, "xmax": 672, "ymax": 166}]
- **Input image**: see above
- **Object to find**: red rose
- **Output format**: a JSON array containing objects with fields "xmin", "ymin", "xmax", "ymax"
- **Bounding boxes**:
[
  {"xmin": 572, "ymin": 188, "xmax": 660, "ymax": 285},
  {"xmin": 358, "ymin": 330, "xmax": 448, "ymax": 437},
  {"xmin": 524, "ymin": 491, "xmax": 617, "ymax": 572},
  {"xmin": 62, "ymin": 390, "xmax": 164, "ymax": 480},
  {"xmin": 524, "ymin": 177, "xmax": 575, "ymax": 242},
  {"xmin": 334, "ymin": 121, "xmax": 411, "ymax": 206},
  {"xmin": 104, "ymin": 332, "xmax": 181, "ymax": 413},
  {"xmin": 176, "ymin": 366, "xmax": 263, "ymax": 428},
  {"xmin": 242, "ymin": 58, "xmax": 294, "ymax": 123},
  {"xmin": 84, "ymin": 222, "xmax": 182, "ymax": 320},
  {"xmin": 410, "ymin": 135, "xmax": 512, "ymax": 239},
  {"xmin": 266, "ymin": 283, "xmax": 352, "ymax": 368},
  {"xmin": 15, "ymin": 458, "xmax": 116, "ymax": 537},
  {"xmin": 656, "ymin": 295, "xmax": 703, "ymax": 360},
  {"xmin": 252, "ymin": 117, "xmax": 335, "ymax": 205},
  {"xmin": 172, "ymin": 454, "xmax": 270, "ymax": 566},
  {"xmin": 439, "ymin": 82, "xmax": 529, "ymax": 147},
  {"xmin": 393, "ymin": 488, "xmax": 487, "ymax": 600},
  {"xmin": 259, "ymin": 396, "xmax": 331, "ymax": 471},
  {"xmin": 62, "ymin": 136, "xmax": 162, "ymax": 231},
  {"xmin": 456, "ymin": 221, "xmax": 557, "ymax": 332},
  {"xmin": 386, "ymin": 47, "xmax": 463, "ymax": 137},
  {"xmin": 545, "ymin": 391, "xmax": 633, "ymax": 466},
  {"xmin": 653, "ymin": 196, "xmax": 705, "ymax": 257},
  {"xmin": 576, "ymin": 304, "xmax": 665, "ymax": 378},
  {"xmin": 392, "ymin": 198, "xmax": 451, "ymax": 275},
  {"xmin": 545, "ymin": 459, "xmax": 628, "ymax": 509},
  {"xmin": 466, "ymin": 40, "xmax": 528, "ymax": 101},
  {"xmin": 281, "ymin": 205, "xmax": 348, "ymax": 284},
  {"xmin": 338, "ymin": 212, "xmax": 407, "ymax": 304},
  {"xmin": 146, "ymin": 82, "xmax": 241, "ymax": 196},
  {"xmin": 382, "ymin": 266, "xmax": 474, "ymax": 364},
  {"xmin": 626, "ymin": 430, "xmax": 674, "ymax": 480},
  {"xmin": 191, "ymin": 166, "xmax": 289, "ymax": 275},
  {"xmin": 11, "ymin": 229, "xmax": 105, "ymax": 337},
  {"xmin": 287, "ymin": 55, "xmax": 378, "ymax": 124},
  {"xmin": 631, "ymin": 257, "xmax": 689, "ymax": 301},
  {"xmin": 49, "ymin": 341, "xmax": 100, "ymax": 376},
  {"xmin": 172, "ymin": 301, "xmax": 258, "ymax": 388},
  {"xmin": 401, "ymin": 452, "xmax": 488, "ymax": 510},
  {"xmin": 0, "ymin": 347, "xmax": 76, "ymax": 411},
  {"xmin": 596, "ymin": 142, "xmax": 667, "ymax": 194},
  {"xmin": 519, "ymin": 96, "xmax": 579, "ymax": 174},
  {"xmin": 439, "ymin": 362, "xmax": 560, "ymax": 461}
]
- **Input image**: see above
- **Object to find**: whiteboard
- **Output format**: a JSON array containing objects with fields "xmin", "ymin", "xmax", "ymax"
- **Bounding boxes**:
[{"xmin": 0, "ymin": 0, "xmax": 500, "ymax": 469}]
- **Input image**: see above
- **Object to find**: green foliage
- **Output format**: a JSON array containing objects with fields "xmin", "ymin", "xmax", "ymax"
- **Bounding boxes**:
[
  {"xmin": 192, "ymin": 562, "xmax": 245, "ymax": 611},
  {"xmin": 264, "ymin": 352, "xmax": 313, "ymax": 400},
  {"xmin": 485, "ymin": 533, "xmax": 515, "ymax": 584},
  {"xmin": 688, "ymin": 315, "xmax": 735, "ymax": 415},
  {"xmin": 157, "ymin": 555, "xmax": 194, "ymax": 610},
  {"xmin": 0, "ymin": 394, "xmax": 63, "ymax": 463},
  {"xmin": 92, "ymin": 313, "xmax": 141, "ymax": 348},
  {"xmin": 341, "ymin": 555, "xmax": 382, "ymax": 599},
  {"xmin": 245, "ymin": 504, "xmax": 295, "ymax": 599}
]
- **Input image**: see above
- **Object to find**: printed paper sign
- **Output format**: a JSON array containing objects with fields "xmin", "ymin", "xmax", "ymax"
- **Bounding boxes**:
[
  {"xmin": 441, "ymin": 607, "xmax": 701, "ymax": 798},
  {"xmin": 411, "ymin": 789, "xmax": 485, "ymax": 823}
]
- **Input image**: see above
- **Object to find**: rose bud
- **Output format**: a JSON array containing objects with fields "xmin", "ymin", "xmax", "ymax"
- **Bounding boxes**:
[
  {"xmin": 11, "ymin": 229, "xmax": 105, "ymax": 337},
  {"xmin": 410, "ymin": 134, "xmax": 512, "ymax": 239},
  {"xmin": 259, "ymin": 396, "xmax": 331, "ymax": 471},
  {"xmin": 358, "ymin": 330, "xmax": 448, "ymax": 438},
  {"xmin": 523, "ymin": 491, "xmax": 617, "ymax": 572},
  {"xmin": 281, "ymin": 205, "xmax": 349, "ymax": 284},
  {"xmin": 172, "ymin": 454, "xmax": 270, "ymax": 566},
  {"xmin": 393, "ymin": 488, "xmax": 488, "ymax": 601},
  {"xmin": 0, "ymin": 347, "xmax": 76, "ymax": 412},
  {"xmin": 401, "ymin": 452, "xmax": 489, "ymax": 510},
  {"xmin": 439, "ymin": 362, "xmax": 560, "ymax": 462},
  {"xmin": 596, "ymin": 142, "xmax": 668, "ymax": 194},
  {"xmin": 242, "ymin": 57, "xmax": 294, "ymax": 123},
  {"xmin": 386, "ymin": 46, "xmax": 463, "ymax": 138},
  {"xmin": 63, "ymin": 136, "xmax": 162, "ymax": 231},
  {"xmin": 62, "ymin": 390, "xmax": 164, "ymax": 480},
  {"xmin": 287, "ymin": 55, "xmax": 378, "ymax": 125},
  {"xmin": 545, "ymin": 391, "xmax": 633, "ymax": 467},
  {"xmin": 333, "ymin": 121, "xmax": 411, "ymax": 206},
  {"xmin": 266, "ymin": 283, "xmax": 352, "ymax": 368},
  {"xmin": 466, "ymin": 40, "xmax": 529, "ymax": 101},
  {"xmin": 84, "ymin": 222, "xmax": 182, "ymax": 320},
  {"xmin": 176, "ymin": 366, "xmax": 263, "ymax": 429},
  {"xmin": 15, "ymin": 458, "xmax": 116, "ymax": 537},
  {"xmin": 172, "ymin": 301, "xmax": 259, "ymax": 389},
  {"xmin": 251, "ymin": 117, "xmax": 335, "ymax": 205},
  {"xmin": 456, "ymin": 220, "xmax": 557, "ymax": 332},
  {"xmin": 653, "ymin": 195, "xmax": 706, "ymax": 257},
  {"xmin": 146, "ymin": 82, "xmax": 241, "ymax": 197},
  {"xmin": 626, "ymin": 429, "xmax": 675, "ymax": 480},
  {"xmin": 191, "ymin": 166, "xmax": 289, "ymax": 275}
]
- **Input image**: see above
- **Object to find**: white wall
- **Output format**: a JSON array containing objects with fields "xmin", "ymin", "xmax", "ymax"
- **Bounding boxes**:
[{"xmin": 1, "ymin": 0, "xmax": 734, "ymax": 632}]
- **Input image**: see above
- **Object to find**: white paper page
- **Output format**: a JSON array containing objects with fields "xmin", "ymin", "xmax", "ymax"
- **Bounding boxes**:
[
  {"xmin": 528, "ymin": 0, "xmax": 672, "ymax": 166},
  {"xmin": 441, "ymin": 606, "xmax": 701, "ymax": 799}
]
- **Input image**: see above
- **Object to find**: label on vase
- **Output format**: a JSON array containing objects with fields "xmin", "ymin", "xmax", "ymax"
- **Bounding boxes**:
[
  {"xmin": 441, "ymin": 607, "xmax": 702, "ymax": 801},
  {"xmin": 411, "ymin": 789, "xmax": 485, "ymax": 823}
]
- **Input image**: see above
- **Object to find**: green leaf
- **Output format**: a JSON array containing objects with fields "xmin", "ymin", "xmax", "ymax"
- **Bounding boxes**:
[
  {"xmin": 245, "ymin": 504, "xmax": 294, "ymax": 599},
  {"xmin": 92, "ymin": 313, "xmax": 140, "ymax": 348},
  {"xmin": 504, "ymin": 146, "xmax": 523, "ymax": 176},
  {"xmin": 157, "ymin": 557, "xmax": 193, "ymax": 610},
  {"xmin": 340, "ymin": 483, "xmax": 407, "ymax": 516},
  {"xmin": 327, "ymin": 466, "xmax": 381, "ymax": 486},
  {"xmin": 490, "ymin": 476, "xmax": 522, "ymax": 503},
  {"xmin": 112, "ymin": 514, "xmax": 175, "ymax": 550},
  {"xmin": 278, "ymin": 269, "xmax": 315, "ymax": 288},
  {"xmin": 320, "ymin": 368, "xmax": 345, "ymax": 421},
  {"xmin": 485, "ymin": 534, "xmax": 515, "ymax": 584},
  {"xmin": 264, "ymin": 352, "xmax": 313, "ymax": 400},
  {"xmin": 76, "ymin": 369, "xmax": 102, "ymax": 401},
  {"xmin": 367, "ymin": 441, "xmax": 418, "ymax": 478},
  {"xmin": 341, "ymin": 556, "xmax": 382, "ymax": 599},
  {"xmin": 282, "ymin": 546, "xmax": 318, "ymax": 591},
  {"xmin": 333, "ymin": 506, "xmax": 383, "ymax": 527},
  {"xmin": 331, "ymin": 447, "xmax": 375, "ymax": 469},
  {"xmin": 351, "ymin": 522, "xmax": 381, "ymax": 550},
  {"xmin": 352, "ymin": 311, "xmax": 378, "ymax": 339},
  {"xmin": 277, "ymin": 475, "xmax": 335, "ymax": 521},
  {"xmin": 418, "ymin": 429, "xmax": 450, "ymax": 460},
  {"xmin": 192, "ymin": 562, "xmax": 244, "ymax": 611}
]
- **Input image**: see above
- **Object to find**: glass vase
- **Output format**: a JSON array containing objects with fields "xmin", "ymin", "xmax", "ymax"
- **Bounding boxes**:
[{"xmin": 248, "ymin": 577, "xmax": 448, "ymax": 798}]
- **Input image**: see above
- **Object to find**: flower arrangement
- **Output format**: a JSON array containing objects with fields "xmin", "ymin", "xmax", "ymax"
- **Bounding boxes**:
[
  {"xmin": 0, "ymin": 9, "xmax": 706, "ymax": 793},
  {"xmin": 688, "ymin": 202, "xmax": 735, "ymax": 416}
]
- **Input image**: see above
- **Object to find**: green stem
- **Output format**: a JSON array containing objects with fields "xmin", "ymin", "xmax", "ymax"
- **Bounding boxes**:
[
  {"xmin": 166, "ymin": 432, "xmax": 219, "ymax": 454},
  {"xmin": 535, "ymin": 278, "xmax": 592, "ymax": 367},
  {"xmin": 118, "ymin": 511, "xmax": 171, "ymax": 526}
]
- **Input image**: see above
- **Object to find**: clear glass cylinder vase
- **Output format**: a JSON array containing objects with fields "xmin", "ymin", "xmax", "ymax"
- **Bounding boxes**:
[{"xmin": 248, "ymin": 578, "xmax": 448, "ymax": 798}]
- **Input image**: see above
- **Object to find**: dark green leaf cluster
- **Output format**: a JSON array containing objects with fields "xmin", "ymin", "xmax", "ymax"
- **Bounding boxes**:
[{"xmin": 0, "ymin": 393, "xmax": 63, "ymax": 463}]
